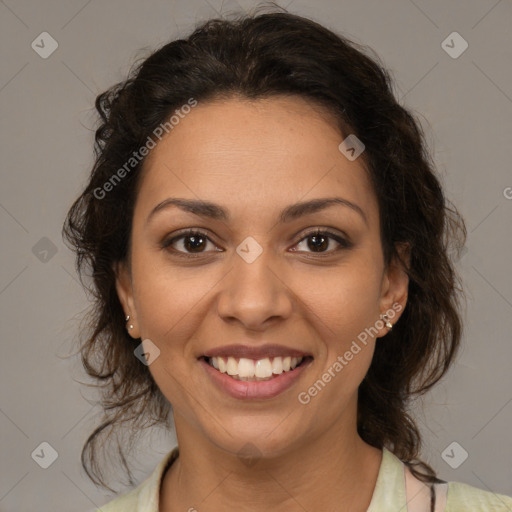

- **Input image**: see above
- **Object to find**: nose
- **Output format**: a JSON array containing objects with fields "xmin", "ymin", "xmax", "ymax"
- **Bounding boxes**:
[{"xmin": 216, "ymin": 246, "xmax": 293, "ymax": 331}]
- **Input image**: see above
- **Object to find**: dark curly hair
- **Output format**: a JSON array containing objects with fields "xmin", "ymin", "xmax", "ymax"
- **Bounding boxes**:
[{"xmin": 62, "ymin": 5, "xmax": 467, "ymax": 492}]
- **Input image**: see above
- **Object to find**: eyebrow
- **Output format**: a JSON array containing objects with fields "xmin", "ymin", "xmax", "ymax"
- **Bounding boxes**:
[{"xmin": 146, "ymin": 197, "xmax": 368, "ymax": 227}]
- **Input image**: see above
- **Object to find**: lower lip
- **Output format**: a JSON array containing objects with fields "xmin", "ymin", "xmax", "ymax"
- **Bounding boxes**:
[{"xmin": 199, "ymin": 358, "xmax": 312, "ymax": 400}]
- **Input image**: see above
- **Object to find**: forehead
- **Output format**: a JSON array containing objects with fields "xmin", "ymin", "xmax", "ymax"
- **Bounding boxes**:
[{"xmin": 135, "ymin": 96, "xmax": 378, "ymax": 229}]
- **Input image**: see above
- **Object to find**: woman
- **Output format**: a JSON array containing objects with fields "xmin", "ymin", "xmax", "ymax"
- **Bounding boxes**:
[{"xmin": 63, "ymin": 8, "xmax": 512, "ymax": 512}]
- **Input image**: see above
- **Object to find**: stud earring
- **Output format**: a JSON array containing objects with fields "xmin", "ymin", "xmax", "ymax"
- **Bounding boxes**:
[
  {"xmin": 381, "ymin": 314, "xmax": 393, "ymax": 330},
  {"xmin": 125, "ymin": 314, "xmax": 134, "ymax": 330}
]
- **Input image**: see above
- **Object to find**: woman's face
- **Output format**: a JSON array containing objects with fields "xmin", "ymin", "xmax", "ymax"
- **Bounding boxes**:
[{"xmin": 115, "ymin": 95, "xmax": 408, "ymax": 458}]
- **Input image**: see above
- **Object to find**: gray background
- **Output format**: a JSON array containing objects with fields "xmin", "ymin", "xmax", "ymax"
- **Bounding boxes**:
[{"xmin": 1, "ymin": 0, "xmax": 511, "ymax": 510}]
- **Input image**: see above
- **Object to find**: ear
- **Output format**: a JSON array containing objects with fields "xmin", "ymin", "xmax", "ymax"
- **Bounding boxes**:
[
  {"xmin": 113, "ymin": 260, "xmax": 141, "ymax": 339},
  {"xmin": 377, "ymin": 242, "xmax": 410, "ymax": 337}
]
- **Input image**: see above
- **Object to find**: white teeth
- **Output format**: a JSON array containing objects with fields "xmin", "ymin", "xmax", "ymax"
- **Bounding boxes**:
[
  {"xmin": 226, "ymin": 357, "xmax": 238, "ymax": 376},
  {"xmin": 207, "ymin": 355, "xmax": 304, "ymax": 380},
  {"xmin": 238, "ymin": 358, "xmax": 255, "ymax": 377},
  {"xmin": 272, "ymin": 357, "xmax": 283, "ymax": 374},
  {"xmin": 254, "ymin": 358, "xmax": 272, "ymax": 378}
]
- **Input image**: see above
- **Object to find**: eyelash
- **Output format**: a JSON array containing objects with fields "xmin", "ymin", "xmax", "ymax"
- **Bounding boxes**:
[{"xmin": 161, "ymin": 228, "xmax": 352, "ymax": 258}]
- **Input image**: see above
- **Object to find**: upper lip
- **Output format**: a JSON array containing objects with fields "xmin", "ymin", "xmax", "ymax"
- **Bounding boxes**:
[{"xmin": 200, "ymin": 344, "xmax": 312, "ymax": 360}]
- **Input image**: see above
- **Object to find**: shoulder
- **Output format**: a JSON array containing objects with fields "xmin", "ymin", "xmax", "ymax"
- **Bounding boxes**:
[
  {"xmin": 445, "ymin": 480, "xmax": 512, "ymax": 511},
  {"xmin": 383, "ymin": 446, "xmax": 512, "ymax": 512},
  {"xmin": 95, "ymin": 487, "xmax": 140, "ymax": 512},
  {"xmin": 93, "ymin": 447, "xmax": 179, "ymax": 512}
]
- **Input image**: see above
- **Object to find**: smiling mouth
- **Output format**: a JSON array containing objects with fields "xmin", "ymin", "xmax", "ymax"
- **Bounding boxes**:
[{"xmin": 200, "ymin": 355, "xmax": 313, "ymax": 381}]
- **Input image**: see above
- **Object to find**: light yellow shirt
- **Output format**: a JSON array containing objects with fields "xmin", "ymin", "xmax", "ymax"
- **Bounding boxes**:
[{"xmin": 95, "ymin": 446, "xmax": 512, "ymax": 511}]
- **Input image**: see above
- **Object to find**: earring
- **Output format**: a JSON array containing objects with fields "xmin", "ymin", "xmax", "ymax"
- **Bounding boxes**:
[
  {"xmin": 381, "ymin": 314, "xmax": 393, "ymax": 330},
  {"xmin": 125, "ymin": 314, "xmax": 134, "ymax": 330}
]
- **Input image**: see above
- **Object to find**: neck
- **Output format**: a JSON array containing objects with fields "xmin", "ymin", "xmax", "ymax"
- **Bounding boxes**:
[{"xmin": 160, "ymin": 405, "xmax": 382, "ymax": 511}]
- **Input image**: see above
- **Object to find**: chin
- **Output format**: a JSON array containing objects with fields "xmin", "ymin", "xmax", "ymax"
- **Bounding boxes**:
[{"xmin": 205, "ymin": 417, "xmax": 305, "ymax": 461}]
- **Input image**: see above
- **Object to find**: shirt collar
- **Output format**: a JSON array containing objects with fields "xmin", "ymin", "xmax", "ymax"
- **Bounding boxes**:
[
  {"xmin": 367, "ymin": 447, "xmax": 408, "ymax": 511},
  {"xmin": 136, "ymin": 446, "xmax": 179, "ymax": 511},
  {"xmin": 132, "ymin": 446, "xmax": 407, "ymax": 511}
]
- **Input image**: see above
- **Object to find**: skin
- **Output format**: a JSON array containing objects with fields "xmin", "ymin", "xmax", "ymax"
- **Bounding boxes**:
[{"xmin": 115, "ymin": 95, "xmax": 409, "ymax": 511}]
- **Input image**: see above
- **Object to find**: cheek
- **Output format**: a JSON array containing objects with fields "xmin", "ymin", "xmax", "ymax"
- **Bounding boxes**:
[
  {"xmin": 291, "ymin": 258, "xmax": 382, "ymax": 391},
  {"xmin": 130, "ymin": 260, "xmax": 210, "ymax": 415},
  {"xmin": 297, "ymin": 260, "xmax": 382, "ymax": 337},
  {"xmin": 131, "ymin": 257, "xmax": 212, "ymax": 353}
]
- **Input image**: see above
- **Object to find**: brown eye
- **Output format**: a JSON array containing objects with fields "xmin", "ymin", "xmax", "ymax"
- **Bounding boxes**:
[
  {"xmin": 162, "ymin": 230, "xmax": 219, "ymax": 255},
  {"xmin": 292, "ymin": 229, "xmax": 351, "ymax": 254}
]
